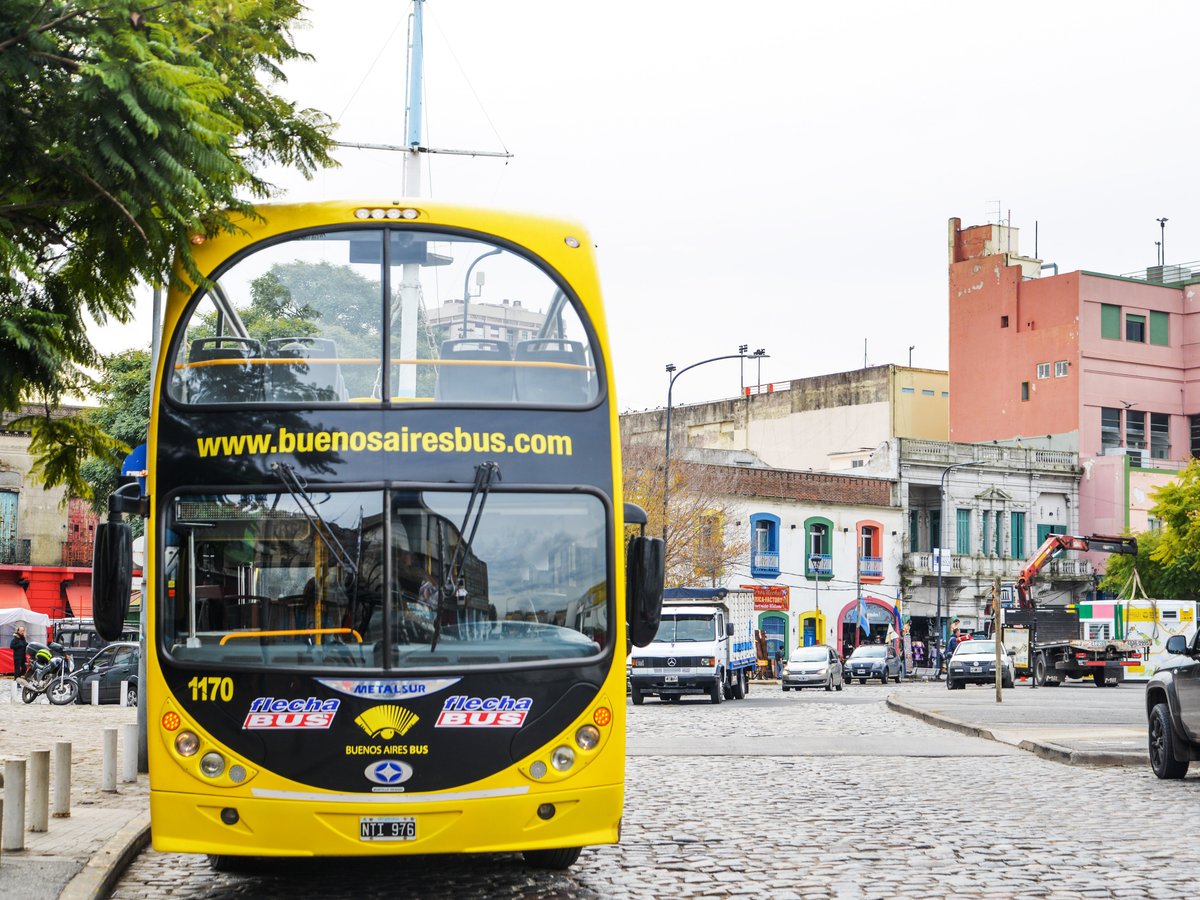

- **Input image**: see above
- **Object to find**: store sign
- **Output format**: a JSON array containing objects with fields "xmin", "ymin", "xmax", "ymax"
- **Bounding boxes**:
[{"xmin": 741, "ymin": 584, "xmax": 790, "ymax": 611}]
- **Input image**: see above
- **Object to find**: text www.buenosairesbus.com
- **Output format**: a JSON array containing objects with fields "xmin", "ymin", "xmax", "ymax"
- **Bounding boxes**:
[{"xmin": 196, "ymin": 427, "xmax": 574, "ymax": 459}]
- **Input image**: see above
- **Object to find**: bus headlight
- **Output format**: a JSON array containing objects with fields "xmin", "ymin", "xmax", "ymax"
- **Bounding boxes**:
[
  {"xmin": 199, "ymin": 752, "xmax": 226, "ymax": 778},
  {"xmin": 174, "ymin": 731, "xmax": 200, "ymax": 757},
  {"xmin": 551, "ymin": 745, "xmax": 575, "ymax": 771},
  {"xmin": 575, "ymin": 725, "xmax": 601, "ymax": 750}
]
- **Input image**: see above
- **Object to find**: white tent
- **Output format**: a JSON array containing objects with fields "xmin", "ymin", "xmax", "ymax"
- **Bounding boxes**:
[{"xmin": 0, "ymin": 608, "xmax": 50, "ymax": 647}]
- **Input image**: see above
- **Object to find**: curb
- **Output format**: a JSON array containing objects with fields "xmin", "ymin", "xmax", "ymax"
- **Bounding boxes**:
[
  {"xmin": 59, "ymin": 812, "xmax": 151, "ymax": 900},
  {"xmin": 885, "ymin": 695, "xmax": 1146, "ymax": 768}
]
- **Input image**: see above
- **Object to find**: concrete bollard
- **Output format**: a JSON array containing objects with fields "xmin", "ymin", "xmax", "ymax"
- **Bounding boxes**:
[
  {"xmin": 121, "ymin": 724, "xmax": 137, "ymax": 784},
  {"xmin": 52, "ymin": 742, "xmax": 71, "ymax": 818},
  {"xmin": 91, "ymin": 680, "xmax": 100, "ymax": 706},
  {"xmin": 119, "ymin": 680, "xmax": 128, "ymax": 707},
  {"xmin": 3, "ymin": 758, "xmax": 26, "ymax": 851},
  {"xmin": 101, "ymin": 729, "xmax": 117, "ymax": 792},
  {"xmin": 28, "ymin": 749, "xmax": 49, "ymax": 833}
]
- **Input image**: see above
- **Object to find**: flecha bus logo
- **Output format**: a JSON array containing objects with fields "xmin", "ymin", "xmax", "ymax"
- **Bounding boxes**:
[
  {"xmin": 435, "ymin": 695, "xmax": 533, "ymax": 728},
  {"xmin": 243, "ymin": 697, "xmax": 341, "ymax": 730}
]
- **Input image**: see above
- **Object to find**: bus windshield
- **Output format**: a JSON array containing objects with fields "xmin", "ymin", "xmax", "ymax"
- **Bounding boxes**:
[
  {"xmin": 166, "ymin": 227, "xmax": 600, "ymax": 407},
  {"xmin": 163, "ymin": 489, "xmax": 608, "ymax": 668}
]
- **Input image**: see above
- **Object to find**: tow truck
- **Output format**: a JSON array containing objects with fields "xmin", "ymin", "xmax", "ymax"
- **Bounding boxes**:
[{"xmin": 1001, "ymin": 533, "xmax": 1148, "ymax": 686}]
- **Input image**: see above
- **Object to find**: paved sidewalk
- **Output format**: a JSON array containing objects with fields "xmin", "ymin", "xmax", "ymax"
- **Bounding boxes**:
[
  {"xmin": 887, "ymin": 679, "xmax": 1149, "ymax": 766},
  {"xmin": 0, "ymin": 681, "xmax": 150, "ymax": 900}
]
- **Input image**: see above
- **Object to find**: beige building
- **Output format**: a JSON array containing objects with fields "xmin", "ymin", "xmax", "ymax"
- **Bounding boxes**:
[
  {"xmin": 621, "ymin": 364, "xmax": 949, "ymax": 473},
  {"xmin": 425, "ymin": 298, "xmax": 547, "ymax": 347}
]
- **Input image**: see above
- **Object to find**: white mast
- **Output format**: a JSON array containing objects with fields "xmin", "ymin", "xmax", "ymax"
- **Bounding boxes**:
[{"xmin": 394, "ymin": 0, "xmax": 426, "ymax": 398}]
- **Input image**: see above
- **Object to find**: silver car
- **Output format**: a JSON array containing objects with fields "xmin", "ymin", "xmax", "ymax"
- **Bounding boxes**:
[
  {"xmin": 845, "ymin": 643, "xmax": 904, "ymax": 684},
  {"xmin": 781, "ymin": 645, "xmax": 844, "ymax": 692}
]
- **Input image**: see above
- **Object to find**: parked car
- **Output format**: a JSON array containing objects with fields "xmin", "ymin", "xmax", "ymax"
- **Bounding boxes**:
[
  {"xmin": 947, "ymin": 640, "xmax": 1014, "ymax": 690},
  {"xmin": 54, "ymin": 618, "xmax": 139, "ymax": 666},
  {"xmin": 1145, "ymin": 631, "xmax": 1200, "ymax": 779},
  {"xmin": 74, "ymin": 641, "xmax": 140, "ymax": 706},
  {"xmin": 781, "ymin": 645, "xmax": 844, "ymax": 692},
  {"xmin": 845, "ymin": 644, "xmax": 904, "ymax": 684}
]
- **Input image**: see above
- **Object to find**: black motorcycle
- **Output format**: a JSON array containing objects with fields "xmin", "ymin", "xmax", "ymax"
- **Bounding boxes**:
[{"xmin": 18, "ymin": 642, "xmax": 79, "ymax": 705}]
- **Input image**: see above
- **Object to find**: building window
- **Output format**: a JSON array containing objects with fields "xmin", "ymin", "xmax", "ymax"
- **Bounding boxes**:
[
  {"xmin": 1147, "ymin": 516, "xmax": 1162, "ymax": 533},
  {"xmin": 1150, "ymin": 311, "xmax": 1169, "ymax": 346},
  {"xmin": 929, "ymin": 510, "xmax": 942, "ymax": 551},
  {"xmin": 1054, "ymin": 360, "xmax": 1069, "ymax": 377},
  {"xmin": 921, "ymin": 389, "xmax": 934, "ymax": 396},
  {"xmin": 1101, "ymin": 407, "xmax": 1121, "ymax": 452},
  {"xmin": 955, "ymin": 509, "xmax": 970, "ymax": 555},
  {"xmin": 749, "ymin": 513, "xmax": 780, "ymax": 579},
  {"xmin": 1151, "ymin": 412, "xmax": 1170, "ymax": 459},
  {"xmin": 759, "ymin": 612, "xmax": 787, "ymax": 661},
  {"xmin": 1036, "ymin": 362, "xmax": 1050, "ymax": 379},
  {"xmin": 1101, "ymin": 303, "xmax": 1121, "ymax": 340},
  {"xmin": 909, "ymin": 510, "xmax": 919, "ymax": 553},
  {"xmin": 1021, "ymin": 381, "xmax": 1030, "ymax": 401},
  {"xmin": 901, "ymin": 387, "xmax": 915, "ymax": 394},
  {"xmin": 941, "ymin": 391, "xmax": 949, "ymax": 398},
  {"xmin": 804, "ymin": 516, "xmax": 833, "ymax": 578},
  {"xmin": 1126, "ymin": 410, "xmax": 1146, "ymax": 450},
  {"xmin": 858, "ymin": 521, "xmax": 883, "ymax": 580},
  {"xmin": 1001, "ymin": 315, "xmax": 1009, "ymax": 328},
  {"xmin": 1011, "ymin": 511, "xmax": 1025, "ymax": 559},
  {"xmin": 1126, "ymin": 314, "xmax": 1146, "ymax": 343},
  {"xmin": 982, "ymin": 512, "xmax": 991, "ymax": 556},
  {"xmin": 851, "ymin": 459, "xmax": 864, "ymax": 468},
  {"xmin": 993, "ymin": 511, "xmax": 1003, "ymax": 557},
  {"xmin": 1037, "ymin": 523, "xmax": 1067, "ymax": 547},
  {"xmin": 1192, "ymin": 415, "xmax": 1200, "ymax": 458}
]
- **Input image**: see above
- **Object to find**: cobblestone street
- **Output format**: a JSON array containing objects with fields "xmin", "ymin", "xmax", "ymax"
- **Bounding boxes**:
[{"xmin": 107, "ymin": 684, "xmax": 1200, "ymax": 899}]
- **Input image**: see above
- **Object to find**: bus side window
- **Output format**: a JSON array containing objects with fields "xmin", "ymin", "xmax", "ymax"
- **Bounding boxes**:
[{"xmin": 435, "ymin": 339, "xmax": 514, "ymax": 402}]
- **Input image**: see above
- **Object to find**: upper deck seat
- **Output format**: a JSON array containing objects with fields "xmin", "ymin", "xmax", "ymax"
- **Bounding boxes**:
[
  {"xmin": 435, "ymin": 339, "xmax": 514, "ymax": 402},
  {"xmin": 265, "ymin": 337, "xmax": 347, "ymax": 402},
  {"xmin": 513, "ymin": 338, "xmax": 591, "ymax": 404},
  {"xmin": 187, "ymin": 337, "xmax": 264, "ymax": 404}
]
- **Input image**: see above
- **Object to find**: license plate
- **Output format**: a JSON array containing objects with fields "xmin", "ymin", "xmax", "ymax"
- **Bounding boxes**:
[
  {"xmin": 360, "ymin": 817, "xmax": 416, "ymax": 841},
  {"xmin": 664, "ymin": 675, "xmax": 678, "ymax": 684},
  {"xmin": 970, "ymin": 666, "xmax": 982, "ymax": 673}
]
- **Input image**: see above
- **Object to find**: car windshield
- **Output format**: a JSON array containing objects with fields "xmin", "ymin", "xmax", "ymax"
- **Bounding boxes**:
[
  {"xmin": 849, "ymin": 646, "xmax": 885, "ymax": 659},
  {"xmin": 955, "ymin": 641, "xmax": 998, "ymax": 656},
  {"xmin": 653, "ymin": 615, "xmax": 715, "ymax": 643},
  {"xmin": 163, "ymin": 488, "xmax": 608, "ymax": 669},
  {"xmin": 789, "ymin": 648, "xmax": 828, "ymax": 663}
]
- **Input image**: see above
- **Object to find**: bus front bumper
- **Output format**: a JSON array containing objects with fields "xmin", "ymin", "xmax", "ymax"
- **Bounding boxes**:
[{"xmin": 149, "ymin": 782, "xmax": 622, "ymax": 857}]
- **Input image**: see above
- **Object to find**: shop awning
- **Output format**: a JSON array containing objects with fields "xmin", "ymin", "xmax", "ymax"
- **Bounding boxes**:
[
  {"xmin": 0, "ymin": 582, "xmax": 31, "ymax": 610},
  {"xmin": 64, "ymin": 583, "xmax": 92, "ymax": 618}
]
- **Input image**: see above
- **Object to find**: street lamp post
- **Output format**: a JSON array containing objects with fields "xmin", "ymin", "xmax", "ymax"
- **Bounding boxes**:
[
  {"xmin": 663, "ymin": 349, "xmax": 767, "ymax": 541},
  {"xmin": 935, "ymin": 460, "xmax": 984, "ymax": 653},
  {"xmin": 1157, "ymin": 217, "xmax": 1169, "ymax": 265}
]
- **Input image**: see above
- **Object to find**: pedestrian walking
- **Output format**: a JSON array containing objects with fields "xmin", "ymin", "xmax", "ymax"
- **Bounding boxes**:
[
  {"xmin": 774, "ymin": 648, "xmax": 783, "ymax": 679},
  {"xmin": 9, "ymin": 625, "xmax": 28, "ymax": 678}
]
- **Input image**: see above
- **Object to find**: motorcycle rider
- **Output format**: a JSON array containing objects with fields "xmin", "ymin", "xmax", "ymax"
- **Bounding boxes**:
[{"xmin": 9, "ymin": 625, "xmax": 27, "ymax": 677}]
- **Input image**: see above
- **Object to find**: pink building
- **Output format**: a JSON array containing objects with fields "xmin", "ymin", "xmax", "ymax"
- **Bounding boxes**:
[{"xmin": 948, "ymin": 218, "xmax": 1193, "ymax": 542}]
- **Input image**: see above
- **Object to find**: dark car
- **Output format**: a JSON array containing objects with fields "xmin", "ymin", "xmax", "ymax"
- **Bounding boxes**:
[
  {"xmin": 946, "ymin": 640, "xmax": 1014, "ymax": 690},
  {"xmin": 54, "ymin": 618, "xmax": 139, "ymax": 666},
  {"xmin": 1145, "ymin": 631, "xmax": 1200, "ymax": 779},
  {"xmin": 74, "ymin": 641, "xmax": 140, "ymax": 706},
  {"xmin": 844, "ymin": 644, "xmax": 904, "ymax": 684}
]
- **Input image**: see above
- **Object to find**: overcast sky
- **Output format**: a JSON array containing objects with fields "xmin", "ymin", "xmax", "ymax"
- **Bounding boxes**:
[{"xmin": 97, "ymin": 1, "xmax": 1200, "ymax": 412}]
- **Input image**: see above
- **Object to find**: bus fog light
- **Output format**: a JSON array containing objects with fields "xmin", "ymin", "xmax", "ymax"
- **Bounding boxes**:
[
  {"xmin": 200, "ymin": 752, "xmax": 226, "ymax": 778},
  {"xmin": 551, "ymin": 745, "xmax": 575, "ymax": 771},
  {"xmin": 220, "ymin": 807, "xmax": 239, "ymax": 825},
  {"xmin": 229, "ymin": 765, "xmax": 247, "ymax": 784},
  {"xmin": 529, "ymin": 761, "xmax": 547, "ymax": 779},
  {"xmin": 575, "ymin": 724, "xmax": 601, "ymax": 750},
  {"xmin": 537, "ymin": 803, "xmax": 555, "ymax": 820},
  {"xmin": 174, "ymin": 731, "xmax": 199, "ymax": 757}
]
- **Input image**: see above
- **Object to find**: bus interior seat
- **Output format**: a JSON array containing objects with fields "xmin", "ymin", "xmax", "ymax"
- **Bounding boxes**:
[
  {"xmin": 187, "ymin": 337, "xmax": 264, "ymax": 404},
  {"xmin": 435, "ymin": 339, "xmax": 514, "ymax": 402},
  {"xmin": 265, "ymin": 337, "xmax": 347, "ymax": 402},
  {"xmin": 513, "ymin": 339, "xmax": 591, "ymax": 404}
]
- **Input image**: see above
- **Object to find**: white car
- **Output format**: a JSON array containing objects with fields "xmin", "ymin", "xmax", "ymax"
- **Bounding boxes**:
[{"xmin": 947, "ymin": 640, "xmax": 1014, "ymax": 690}]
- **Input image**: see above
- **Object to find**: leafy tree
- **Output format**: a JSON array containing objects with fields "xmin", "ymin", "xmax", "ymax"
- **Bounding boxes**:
[
  {"xmin": 1099, "ymin": 459, "xmax": 1200, "ymax": 601},
  {"xmin": 79, "ymin": 349, "xmax": 152, "ymax": 515},
  {"xmin": 0, "ymin": 1, "xmax": 336, "ymax": 495},
  {"xmin": 622, "ymin": 441, "xmax": 749, "ymax": 588}
]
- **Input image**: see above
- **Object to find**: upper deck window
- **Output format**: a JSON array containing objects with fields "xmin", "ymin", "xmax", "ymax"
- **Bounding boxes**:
[{"xmin": 167, "ymin": 228, "xmax": 599, "ymax": 407}]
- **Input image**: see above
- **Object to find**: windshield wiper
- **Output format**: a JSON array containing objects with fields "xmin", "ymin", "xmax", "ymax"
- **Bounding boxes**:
[
  {"xmin": 431, "ymin": 461, "xmax": 501, "ymax": 651},
  {"xmin": 272, "ymin": 462, "xmax": 358, "ymax": 580}
]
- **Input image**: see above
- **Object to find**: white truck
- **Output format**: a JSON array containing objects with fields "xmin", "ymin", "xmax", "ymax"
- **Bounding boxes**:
[{"xmin": 628, "ymin": 588, "xmax": 756, "ymax": 705}]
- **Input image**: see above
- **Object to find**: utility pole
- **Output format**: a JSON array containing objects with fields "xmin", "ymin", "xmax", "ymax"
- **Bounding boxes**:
[{"xmin": 993, "ymin": 578, "xmax": 1002, "ymax": 704}]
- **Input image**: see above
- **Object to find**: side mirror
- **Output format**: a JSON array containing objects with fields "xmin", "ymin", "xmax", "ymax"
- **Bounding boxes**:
[
  {"xmin": 1166, "ymin": 634, "xmax": 1190, "ymax": 656},
  {"xmin": 626, "ymin": 535, "xmax": 664, "ymax": 648},
  {"xmin": 726, "ymin": 622, "xmax": 735, "ymax": 637},
  {"xmin": 92, "ymin": 521, "xmax": 133, "ymax": 642}
]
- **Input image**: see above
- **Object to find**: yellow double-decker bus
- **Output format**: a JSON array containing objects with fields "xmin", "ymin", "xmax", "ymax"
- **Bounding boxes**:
[{"xmin": 92, "ymin": 200, "xmax": 663, "ymax": 870}]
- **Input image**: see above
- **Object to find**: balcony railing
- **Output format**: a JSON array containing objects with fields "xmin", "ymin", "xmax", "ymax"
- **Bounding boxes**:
[
  {"xmin": 806, "ymin": 553, "xmax": 832, "ymax": 577},
  {"xmin": 62, "ymin": 542, "xmax": 94, "ymax": 568},
  {"xmin": 0, "ymin": 539, "xmax": 31, "ymax": 565},
  {"xmin": 859, "ymin": 556, "xmax": 883, "ymax": 577},
  {"xmin": 905, "ymin": 551, "xmax": 1093, "ymax": 581},
  {"xmin": 750, "ymin": 550, "xmax": 780, "ymax": 577}
]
